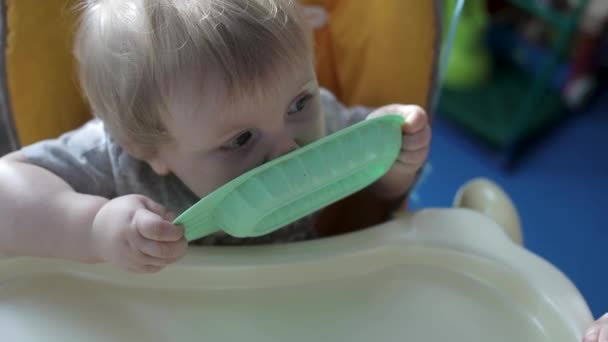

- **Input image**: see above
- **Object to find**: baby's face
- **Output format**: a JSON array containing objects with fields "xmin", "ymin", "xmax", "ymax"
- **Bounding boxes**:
[{"xmin": 152, "ymin": 59, "xmax": 324, "ymax": 198}]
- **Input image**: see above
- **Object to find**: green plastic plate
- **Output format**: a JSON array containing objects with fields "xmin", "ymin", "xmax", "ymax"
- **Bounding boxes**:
[{"xmin": 174, "ymin": 115, "xmax": 404, "ymax": 241}]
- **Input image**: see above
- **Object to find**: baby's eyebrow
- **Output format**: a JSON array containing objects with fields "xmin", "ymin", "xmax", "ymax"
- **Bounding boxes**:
[{"xmin": 211, "ymin": 78, "xmax": 318, "ymax": 129}]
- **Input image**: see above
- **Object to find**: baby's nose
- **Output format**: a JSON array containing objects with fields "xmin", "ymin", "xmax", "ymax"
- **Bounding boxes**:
[{"xmin": 267, "ymin": 134, "xmax": 299, "ymax": 161}]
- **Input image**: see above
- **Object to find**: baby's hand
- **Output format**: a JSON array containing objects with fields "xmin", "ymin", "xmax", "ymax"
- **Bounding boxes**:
[
  {"xmin": 584, "ymin": 314, "xmax": 608, "ymax": 342},
  {"xmin": 366, "ymin": 105, "xmax": 431, "ymax": 200},
  {"xmin": 91, "ymin": 195, "xmax": 187, "ymax": 273}
]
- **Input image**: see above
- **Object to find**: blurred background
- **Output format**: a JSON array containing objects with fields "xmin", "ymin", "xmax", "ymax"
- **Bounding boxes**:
[{"xmin": 415, "ymin": 0, "xmax": 608, "ymax": 317}]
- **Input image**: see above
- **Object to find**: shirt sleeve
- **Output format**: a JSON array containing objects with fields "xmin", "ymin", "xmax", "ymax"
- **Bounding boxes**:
[{"xmin": 19, "ymin": 119, "xmax": 117, "ymax": 198}]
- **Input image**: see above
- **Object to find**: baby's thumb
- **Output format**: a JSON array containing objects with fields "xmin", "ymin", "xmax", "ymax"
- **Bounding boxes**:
[{"xmin": 139, "ymin": 196, "xmax": 175, "ymax": 222}]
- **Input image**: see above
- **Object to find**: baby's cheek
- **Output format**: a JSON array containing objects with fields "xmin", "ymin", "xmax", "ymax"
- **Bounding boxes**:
[
  {"xmin": 176, "ymin": 159, "xmax": 239, "ymax": 198},
  {"xmin": 182, "ymin": 172, "xmax": 223, "ymax": 199},
  {"xmin": 297, "ymin": 127, "xmax": 324, "ymax": 146},
  {"xmin": 294, "ymin": 112, "xmax": 326, "ymax": 146}
]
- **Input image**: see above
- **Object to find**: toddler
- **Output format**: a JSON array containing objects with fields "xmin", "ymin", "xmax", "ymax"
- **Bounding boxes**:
[{"xmin": 0, "ymin": 0, "xmax": 429, "ymax": 273}]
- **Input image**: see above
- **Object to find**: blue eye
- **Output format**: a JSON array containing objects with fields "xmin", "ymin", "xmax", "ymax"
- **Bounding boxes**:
[
  {"xmin": 288, "ymin": 94, "xmax": 312, "ymax": 115},
  {"xmin": 221, "ymin": 131, "xmax": 254, "ymax": 151}
]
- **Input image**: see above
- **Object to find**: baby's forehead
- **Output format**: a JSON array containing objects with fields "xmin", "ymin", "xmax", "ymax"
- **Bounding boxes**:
[{"xmin": 171, "ymin": 61, "xmax": 315, "ymax": 116}]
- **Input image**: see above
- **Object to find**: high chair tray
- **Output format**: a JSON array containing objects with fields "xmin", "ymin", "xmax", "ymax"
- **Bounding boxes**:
[{"xmin": 0, "ymin": 209, "xmax": 592, "ymax": 341}]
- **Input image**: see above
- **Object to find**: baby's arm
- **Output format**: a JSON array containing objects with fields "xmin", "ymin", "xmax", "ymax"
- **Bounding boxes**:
[
  {"xmin": 0, "ymin": 152, "xmax": 106, "ymax": 261},
  {"xmin": 0, "ymin": 152, "xmax": 186, "ymax": 273}
]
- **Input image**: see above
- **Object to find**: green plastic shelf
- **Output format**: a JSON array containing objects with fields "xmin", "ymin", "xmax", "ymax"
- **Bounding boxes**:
[
  {"xmin": 438, "ymin": 64, "xmax": 564, "ymax": 149},
  {"xmin": 437, "ymin": 0, "xmax": 588, "ymax": 166},
  {"xmin": 506, "ymin": 0, "xmax": 568, "ymax": 28}
]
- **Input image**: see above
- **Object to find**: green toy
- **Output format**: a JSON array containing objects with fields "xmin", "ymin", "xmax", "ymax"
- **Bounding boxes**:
[
  {"xmin": 174, "ymin": 115, "xmax": 404, "ymax": 241},
  {"xmin": 442, "ymin": 0, "xmax": 492, "ymax": 88}
]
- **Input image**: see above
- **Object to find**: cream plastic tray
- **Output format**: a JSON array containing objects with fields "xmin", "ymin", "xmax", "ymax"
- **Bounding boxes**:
[{"xmin": 0, "ymin": 209, "xmax": 592, "ymax": 341}]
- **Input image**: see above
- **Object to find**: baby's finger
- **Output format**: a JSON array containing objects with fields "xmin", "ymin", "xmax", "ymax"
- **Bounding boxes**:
[
  {"xmin": 599, "ymin": 326, "xmax": 608, "ymax": 342},
  {"xmin": 396, "ymin": 147, "xmax": 429, "ymax": 166},
  {"xmin": 135, "ymin": 195, "xmax": 165, "ymax": 214},
  {"xmin": 137, "ymin": 238, "xmax": 188, "ymax": 260},
  {"xmin": 584, "ymin": 333, "xmax": 598, "ymax": 342},
  {"xmin": 134, "ymin": 208, "xmax": 184, "ymax": 242},
  {"xmin": 585, "ymin": 313, "xmax": 608, "ymax": 342},
  {"xmin": 401, "ymin": 125, "xmax": 431, "ymax": 151},
  {"xmin": 402, "ymin": 108, "xmax": 428, "ymax": 134},
  {"xmin": 138, "ymin": 196, "xmax": 175, "ymax": 221}
]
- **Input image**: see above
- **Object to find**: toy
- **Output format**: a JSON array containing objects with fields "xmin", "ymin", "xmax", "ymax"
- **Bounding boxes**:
[
  {"xmin": 442, "ymin": 0, "xmax": 493, "ymax": 88},
  {"xmin": 176, "ymin": 115, "xmax": 404, "ymax": 241}
]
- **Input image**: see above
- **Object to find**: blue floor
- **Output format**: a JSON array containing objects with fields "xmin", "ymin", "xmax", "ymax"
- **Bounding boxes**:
[{"xmin": 412, "ymin": 88, "xmax": 608, "ymax": 318}]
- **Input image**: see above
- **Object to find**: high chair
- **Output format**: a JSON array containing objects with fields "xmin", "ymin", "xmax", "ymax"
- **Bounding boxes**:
[{"xmin": 0, "ymin": 0, "xmax": 593, "ymax": 340}]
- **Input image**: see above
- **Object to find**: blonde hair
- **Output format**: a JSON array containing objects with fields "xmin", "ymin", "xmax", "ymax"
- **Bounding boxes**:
[{"xmin": 74, "ymin": 0, "xmax": 312, "ymax": 155}]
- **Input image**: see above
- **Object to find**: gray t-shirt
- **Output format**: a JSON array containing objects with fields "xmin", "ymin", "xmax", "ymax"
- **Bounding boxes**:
[{"xmin": 21, "ymin": 89, "xmax": 373, "ymax": 245}]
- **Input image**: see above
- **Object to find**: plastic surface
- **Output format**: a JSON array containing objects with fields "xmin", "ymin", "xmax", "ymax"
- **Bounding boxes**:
[
  {"xmin": 454, "ymin": 178, "xmax": 523, "ymax": 245},
  {"xmin": 0, "ymin": 209, "xmax": 592, "ymax": 342},
  {"xmin": 174, "ymin": 115, "xmax": 404, "ymax": 241}
]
